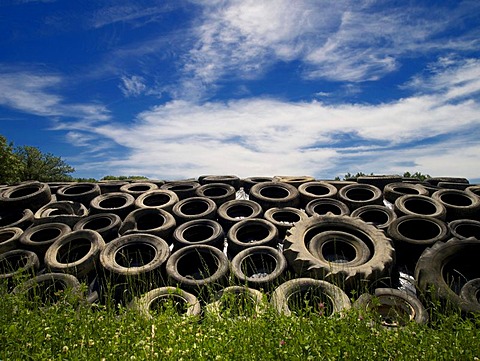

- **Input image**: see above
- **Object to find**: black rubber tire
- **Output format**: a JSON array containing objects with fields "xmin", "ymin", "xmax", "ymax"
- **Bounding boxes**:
[
  {"xmin": 249, "ymin": 182, "xmax": 300, "ymax": 210},
  {"xmin": 134, "ymin": 189, "xmax": 179, "ymax": 213},
  {"xmin": 272, "ymin": 176, "xmax": 316, "ymax": 188},
  {"xmin": 227, "ymin": 218, "xmax": 279, "ymax": 256},
  {"xmin": 119, "ymin": 182, "xmax": 158, "ymax": 198},
  {"xmin": 353, "ymin": 288, "xmax": 428, "ymax": 327},
  {"xmin": 432, "ymin": 189, "xmax": 480, "ymax": 221},
  {"xmin": 350, "ymin": 205, "xmax": 397, "ymax": 230},
  {"xmin": 195, "ymin": 183, "xmax": 236, "ymax": 207},
  {"xmin": 56, "ymin": 182, "xmax": 101, "ymax": 206},
  {"xmin": 305, "ymin": 198, "xmax": 350, "ymax": 217},
  {"xmin": 284, "ymin": 215, "xmax": 395, "ymax": 290},
  {"xmin": 199, "ymin": 175, "xmax": 241, "ymax": 190},
  {"xmin": 357, "ymin": 175, "xmax": 403, "ymax": 191},
  {"xmin": 73, "ymin": 213, "xmax": 121, "ymax": 243},
  {"xmin": 298, "ymin": 181, "xmax": 338, "ymax": 208},
  {"xmin": 217, "ymin": 199, "xmax": 263, "ymax": 231},
  {"xmin": 231, "ymin": 246, "xmax": 287, "ymax": 290},
  {"xmin": 45, "ymin": 229, "xmax": 105, "ymax": 279},
  {"xmin": 0, "ymin": 209, "xmax": 34, "ymax": 230},
  {"xmin": 33, "ymin": 201, "xmax": 89, "ymax": 227},
  {"xmin": 0, "ymin": 181, "xmax": 51, "ymax": 212},
  {"xmin": 240, "ymin": 177, "xmax": 273, "ymax": 194},
  {"xmin": 20, "ymin": 222, "xmax": 71, "ymax": 257},
  {"xmin": 97, "ymin": 181, "xmax": 128, "ymax": 194},
  {"xmin": 271, "ymin": 278, "xmax": 351, "ymax": 316},
  {"xmin": 466, "ymin": 185, "xmax": 480, "ymax": 199},
  {"xmin": 90, "ymin": 192, "xmax": 136, "ymax": 219},
  {"xmin": 394, "ymin": 195, "xmax": 447, "ymax": 220},
  {"xmin": 321, "ymin": 180, "xmax": 356, "ymax": 191},
  {"xmin": 448, "ymin": 219, "xmax": 480, "ymax": 240},
  {"xmin": 438, "ymin": 182, "xmax": 470, "ymax": 190},
  {"xmin": 119, "ymin": 208, "xmax": 176, "ymax": 242},
  {"xmin": 263, "ymin": 207, "xmax": 309, "ymax": 239},
  {"xmin": 387, "ymin": 215, "xmax": 449, "ymax": 268},
  {"xmin": 205, "ymin": 286, "xmax": 266, "ymax": 318},
  {"xmin": 165, "ymin": 244, "xmax": 229, "ymax": 294},
  {"xmin": 415, "ymin": 237, "xmax": 480, "ymax": 314},
  {"xmin": 173, "ymin": 219, "xmax": 225, "ymax": 250},
  {"xmin": 0, "ymin": 227, "xmax": 23, "ymax": 254},
  {"xmin": 426, "ymin": 177, "xmax": 469, "ymax": 186},
  {"xmin": 0, "ymin": 249, "xmax": 39, "ymax": 288},
  {"xmin": 172, "ymin": 197, "xmax": 217, "ymax": 224},
  {"xmin": 460, "ymin": 279, "xmax": 480, "ymax": 306},
  {"xmin": 160, "ymin": 181, "xmax": 200, "ymax": 200},
  {"xmin": 129, "ymin": 286, "xmax": 201, "ymax": 318},
  {"xmin": 337, "ymin": 183, "xmax": 383, "ymax": 211},
  {"xmin": 383, "ymin": 182, "xmax": 429, "ymax": 204}
]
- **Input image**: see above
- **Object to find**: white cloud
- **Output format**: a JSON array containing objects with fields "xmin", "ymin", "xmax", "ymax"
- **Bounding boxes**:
[{"xmin": 119, "ymin": 75, "xmax": 147, "ymax": 97}]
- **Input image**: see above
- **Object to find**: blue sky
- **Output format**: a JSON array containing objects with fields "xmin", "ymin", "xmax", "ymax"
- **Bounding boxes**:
[{"xmin": 1, "ymin": 0, "xmax": 480, "ymax": 181}]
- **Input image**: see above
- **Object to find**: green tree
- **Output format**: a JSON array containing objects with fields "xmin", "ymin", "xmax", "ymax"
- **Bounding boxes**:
[
  {"xmin": 15, "ymin": 145, "xmax": 75, "ymax": 182},
  {"xmin": 0, "ymin": 135, "xmax": 22, "ymax": 184}
]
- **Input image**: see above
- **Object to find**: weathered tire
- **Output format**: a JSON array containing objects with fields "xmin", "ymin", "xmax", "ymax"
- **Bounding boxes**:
[
  {"xmin": 240, "ymin": 176, "xmax": 273, "ymax": 193},
  {"xmin": 354, "ymin": 288, "xmax": 428, "ymax": 327},
  {"xmin": 0, "ymin": 227, "xmax": 23, "ymax": 254},
  {"xmin": 305, "ymin": 198, "xmax": 350, "ymax": 217},
  {"xmin": 350, "ymin": 205, "xmax": 397, "ymax": 230},
  {"xmin": 0, "ymin": 209, "xmax": 33, "ymax": 230},
  {"xmin": 20, "ymin": 222, "xmax": 71, "ymax": 258},
  {"xmin": 271, "ymin": 278, "xmax": 351, "ymax": 316},
  {"xmin": 57, "ymin": 182, "xmax": 101, "ymax": 206},
  {"xmin": 227, "ymin": 218, "xmax": 279, "ymax": 256},
  {"xmin": 337, "ymin": 183, "xmax": 383, "ymax": 211},
  {"xmin": 205, "ymin": 286, "xmax": 266, "ymax": 318},
  {"xmin": 231, "ymin": 246, "xmax": 287, "ymax": 289},
  {"xmin": 394, "ymin": 195, "xmax": 446, "ymax": 220},
  {"xmin": 466, "ymin": 185, "xmax": 480, "ymax": 199},
  {"xmin": 273, "ymin": 175, "xmax": 316, "ymax": 188},
  {"xmin": 438, "ymin": 182, "xmax": 470, "ymax": 190},
  {"xmin": 73, "ymin": 213, "xmax": 121, "ymax": 243},
  {"xmin": 298, "ymin": 181, "xmax": 338, "ymax": 208},
  {"xmin": 166, "ymin": 245, "xmax": 229, "ymax": 294},
  {"xmin": 119, "ymin": 208, "xmax": 176, "ymax": 242},
  {"xmin": 195, "ymin": 183, "xmax": 236, "ymax": 207},
  {"xmin": 415, "ymin": 237, "xmax": 480, "ymax": 314},
  {"xmin": 217, "ymin": 199, "xmax": 263, "ymax": 231},
  {"xmin": 119, "ymin": 182, "xmax": 158, "ymax": 198},
  {"xmin": 322, "ymin": 180, "xmax": 356, "ymax": 191},
  {"xmin": 426, "ymin": 177, "xmax": 469, "ymax": 186},
  {"xmin": 383, "ymin": 182, "xmax": 429, "ymax": 204},
  {"xmin": 45, "ymin": 229, "xmax": 105, "ymax": 279},
  {"xmin": 199, "ymin": 175, "xmax": 241, "ymax": 190},
  {"xmin": 135, "ymin": 189, "xmax": 179, "ymax": 213},
  {"xmin": 249, "ymin": 182, "xmax": 300, "ymax": 210},
  {"xmin": 448, "ymin": 219, "xmax": 480, "ymax": 240},
  {"xmin": 160, "ymin": 181, "xmax": 200, "ymax": 200},
  {"xmin": 0, "ymin": 249, "xmax": 39, "ymax": 288},
  {"xmin": 34, "ymin": 201, "xmax": 89, "ymax": 226},
  {"xmin": 264, "ymin": 207, "xmax": 309, "ymax": 239},
  {"xmin": 357, "ymin": 175, "xmax": 403, "ymax": 191},
  {"xmin": 129, "ymin": 287, "xmax": 201, "ymax": 318},
  {"xmin": 90, "ymin": 192, "xmax": 136, "ymax": 219},
  {"xmin": 173, "ymin": 219, "xmax": 224, "ymax": 250},
  {"xmin": 0, "ymin": 181, "xmax": 51, "ymax": 212},
  {"xmin": 97, "ymin": 181, "xmax": 128, "ymax": 194},
  {"xmin": 172, "ymin": 197, "xmax": 217, "ymax": 224},
  {"xmin": 284, "ymin": 215, "xmax": 395, "ymax": 290},
  {"xmin": 432, "ymin": 189, "xmax": 480, "ymax": 221},
  {"xmin": 460, "ymin": 279, "xmax": 480, "ymax": 306}
]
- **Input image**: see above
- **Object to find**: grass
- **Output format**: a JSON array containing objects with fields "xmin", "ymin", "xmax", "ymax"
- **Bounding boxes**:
[{"xmin": 1, "ymin": 280, "xmax": 480, "ymax": 361}]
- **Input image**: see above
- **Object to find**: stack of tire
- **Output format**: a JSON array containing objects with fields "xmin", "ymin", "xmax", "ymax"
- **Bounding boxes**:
[{"xmin": 0, "ymin": 174, "xmax": 479, "ymax": 324}]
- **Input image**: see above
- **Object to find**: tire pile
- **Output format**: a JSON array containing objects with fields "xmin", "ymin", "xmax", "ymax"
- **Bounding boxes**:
[{"xmin": 1, "ymin": 175, "xmax": 480, "ymax": 325}]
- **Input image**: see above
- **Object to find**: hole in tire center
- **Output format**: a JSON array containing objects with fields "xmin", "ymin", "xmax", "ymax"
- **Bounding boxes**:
[
  {"xmin": 136, "ymin": 213, "xmax": 165, "ymax": 230},
  {"xmin": 218, "ymin": 292, "xmax": 257, "ymax": 317},
  {"xmin": 313, "ymin": 203, "xmax": 342, "ymax": 215},
  {"xmin": 242, "ymin": 253, "xmax": 277, "ymax": 278},
  {"xmin": 176, "ymin": 250, "xmax": 219, "ymax": 280},
  {"xmin": 10, "ymin": 185, "xmax": 41, "ymax": 198},
  {"xmin": 30, "ymin": 228, "xmax": 62, "ymax": 243},
  {"xmin": 305, "ymin": 185, "xmax": 330, "ymax": 196},
  {"xmin": 203, "ymin": 187, "xmax": 228, "ymax": 197},
  {"xmin": 442, "ymin": 247, "xmax": 480, "ymax": 294},
  {"xmin": 0, "ymin": 253, "xmax": 29, "ymax": 273},
  {"xmin": 0, "ymin": 231, "xmax": 16, "ymax": 243},
  {"xmin": 115, "ymin": 242, "xmax": 157, "ymax": 268},
  {"xmin": 142, "ymin": 194, "xmax": 170, "ymax": 207},
  {"xmin": 63, "ymin": 185, "xmax": 94, "ymax": 195},
  {"xmin": 56, "ymin": 238, "xmax": 92, "ymax": 264},
  {"xmin": 403, "ymin": 199, "xmax": 438, "ymax": 215},
  {"xmin": 439, "ymin": 193, "xmax": 473, "ymax": 207},
  {"xmin": 321, "ymin": 239, "xmax": 356, "ymax": 263},
  {"xmin": 128, "ymin": 185, "xmax": 150, "ymax": 192},
  {"xmin": 170, "ymin": 185, "xmax": 194, "ymax": 191},
  {"xmin": 356, "ymin": 209, "xmax": 388, "ymax": 225},
  {"xmin": 99, "ymin": 197, "xmax": 127, "ymax": 209},
  {"xmin": 182, "ymin": 224, "xmax": 215, "ymax": 242},
  {"xmin": 25, "ymin": 279, "xmax": 70, "ymax": 305},
  {"xmin": 287, "ymin": 288, "xmax": 334, "ymax": 316},
  {"xmin": 226, "ymin": 205, "xmax": 254, "ymax": 219},
  {"xmin": 271, "ymin": 211, "xmax": 301, "ymax": 224},
  {"xmin": 375, "ymin": 296, "xmax": 414, "ymax": 327},
  {"xmin": 454, "ymin": 224, "xmax": 480, "ymax": 239},
  {"xmin": 259, "ymin": 187, "xmax": 289, "ymax": 199},
  {"xmin": 236, "ymin": 224, "xmax": 270, "ymax": 243},
  {"xmin": 180, "ymin": 201, "xmax": 209, "ymax": 215},
  {"xmin": 397, "ymin": 219, "xmax": 442, "ymax": 240},
  {"xmin": 149, "ymin": 295, "xmax": 189, "ymax": 315},
  {"xmin": 0, "ymin": 211, "xmax": 23, "ymax": 227},
  {"xmin": 345, "ymin": 188, "xmax": 375, "ymax": 201},
  {"xmin": 83, "ymin": 217, "xmax": 112, "ymax": 230}
]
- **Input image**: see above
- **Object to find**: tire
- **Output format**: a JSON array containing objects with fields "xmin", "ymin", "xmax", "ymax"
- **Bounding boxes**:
[
  {"xmin": 448, "ymin": 219, "xmax": 480, "ymax": 240},
  {"xmin": 350, "ymin": 205, "xmax": 397, "ymax": 230},
  {"xmin": 45, "ymin": 229, "xmax": 105, "ymax": 279},
  {"xmin": 466, "ymin": 185, "xmax": 480, "ymax": 199},
  {"xmin": 0, "ymin": 227, "xmax": 23, "ymax": 254},
  {"xmin": 273, "ymin": 176, "xmax": 316, "ymax": 188},
  {"xmin": 460, "ymin": 279, "xmax": 480, "ymax": 306},
  {"xmin": 134, "ymin": 190, "xmax": 179, "ymax": 213},
  {"xmin": 337, "ymin": 183, "xmax": 383, "ymax": 211},
  {"xmin": 438, "ymin": 182, "xmax": 469, "ymax": 190},
  {"xmin": 298, "ymin": 181, "xmax": 338, "ymax": 208},
  {"xmin": 205, "ymin": 286, "xmax": 266, "ymax": 318},
  {"xmin": 33, "ymin": 201, "xmax": 89, "ymax": 227},
  {"xmin": 249, "ymin": 182, "xmax": 300, "ymax": 210},
  {"xmin": 432, "ymin": 189, "xmax": 480, "ymax": 221},
  {"xmin": 240, "ymin": 177, "xmax": 273, "ymax": 194},
  {"xmin": 387, "ymin": 215, "xmax": 449, "ymax": 268},
  {"xmin": 264, "ymin": 207, "xmax": 309, "ymax": 239},
  {"xmin": 0, "ymin": 181, "xmax": 51, "ymax": 212},
  {"xmin": 57, "ymin": 182, "xmax": 101, "ymax": 206},
  {"xmin": 217, "ymin": 199, "xmax": 263, "ymax": 231},
  {"xmin": 160, "ymin": 181, "xmax": 200, "ymax": 200},
  {"xmin": 357, "ymin": 175, "xmax": 403, "ymax": 191},
  {"xmin": 0, "ymin": 209, "xmax": 33, "ymax": 230},
  {"xmin": 227, "ymin": 218, "xmax": 279, "ymax": 256},
  {"xmin": 415, "ymin": 237, "xmax": 480, "ymax": 314},
  {"xmin": 98, "ymin": 181, "xmax": 128, "ymax": 194},
  {"xmin": 231, "ymin": 246, "xmax": 287, "ymax": 289},
  {"xmin": 305, "ymin": 198, "xmax": 350, "ymax": 217},
  {"xmin": 165, "ymin": 244, "xmax": 229, "ymax": 294},
  {"xmin": 383, "ymin": 182, "xmax": 429, "ymax": 204},
  {"xmin": 0, "ymin": 249, "xmax": 39, "ymax": 289},
  {"xmin": 394, "ymin": 195, "xmax": 446, "ymax": 220},
  {"xmin": 119, "ymin": 208, "xmax": 176, "ymax": 242},
  {"xmin": 353, "ymin": 288, "xmax": 428, "ymax": 327},
  {"xmin": 73, "ymin": 213, "xmax": 121, "ymax": 243},
  {"xmin": 426, "ymin": 177, "xmax": 469, "ymax": 186},
  {"xmin": 284, "ymin": 215, "xmax": 395, "ymax": 290},
  {"xmin": 271, "ymin": 278, "xmax": 351, "ymax": 316},
  {"xmin": 322, "ymin": 180, "xmax": 356, "ymax": 191},
  {"xmin": 129, "ymin": 286, "xmax": 201, "ymax": 318},
  {"xmin": 90, "ymin": 192, "xmax": 136, "ymax": 219},
  {"xmin": 199, "ymin": 175, "xmax": 241, "ymax": 190},
  {"xmin": 172, "ymin": 197, "xmax": 217, "ymax": 224},
  {"xmin": 195, "ymin": 183, "xmax": 236, "ymax": 207},
  {"xmin": 20, "ymin": 222, "xmax": 71, "ymax": 257},
  {"xmin": 173, "ymin": 219, "xmax": 225, "ymax": 250},
  {"xmin": 119, "ymin": 182, "xmax": 158, "ymax": 198}
]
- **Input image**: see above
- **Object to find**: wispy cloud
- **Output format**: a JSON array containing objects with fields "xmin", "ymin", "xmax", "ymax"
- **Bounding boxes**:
[{"xmin": 119, "ymin": 75, "xmax": 147, "ymax": 97}]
